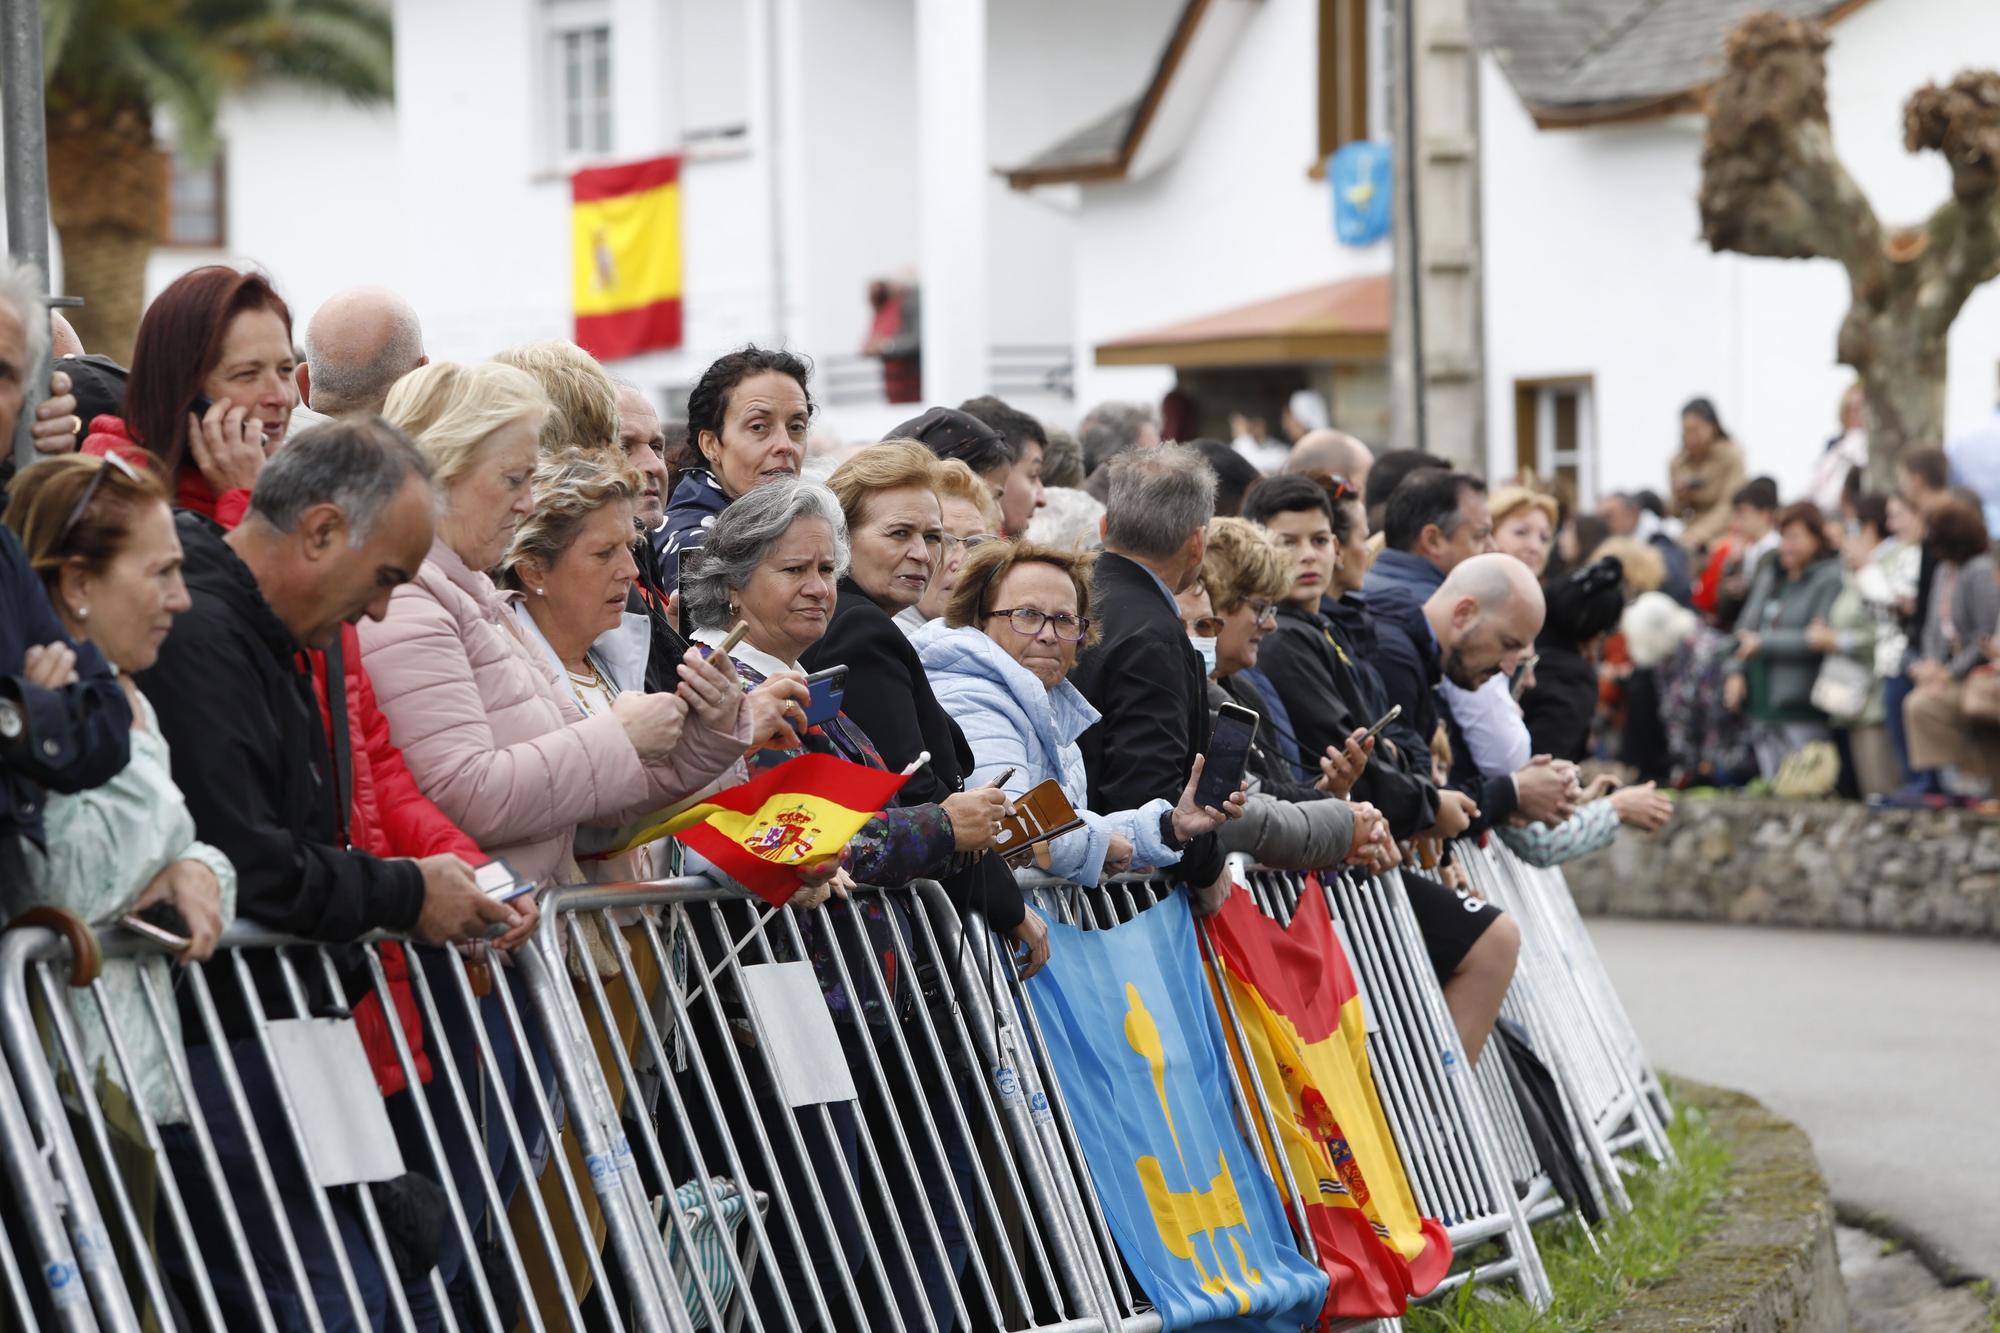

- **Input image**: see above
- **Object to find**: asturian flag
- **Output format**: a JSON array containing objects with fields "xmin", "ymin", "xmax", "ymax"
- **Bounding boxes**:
[
  {"xmin": 1205, "ymin": 880, "xmax": 1452, "ymax": 1321},
  {"xmin": 1029, "ymin": 891, "xmax": 1328, "ymax": 1332},
  {"xmin": 571, "ymin": 154, "xmax": 684, "ymax": 360}
]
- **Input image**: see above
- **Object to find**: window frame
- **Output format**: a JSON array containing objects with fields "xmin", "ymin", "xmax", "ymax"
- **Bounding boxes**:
[
  {"xmin": 159, "ymin": 145, "xmax": 227, "ymax": 250},
  {"xmin": 541, "ymin": 0, "xmax": 615, "ymax": 171},
  {"xmin": 1317, "ymin": 0, "xmax": 1371, "ymax": 161}
]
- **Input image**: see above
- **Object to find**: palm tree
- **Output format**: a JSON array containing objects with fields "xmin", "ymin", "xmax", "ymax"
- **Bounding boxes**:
[{"xmin": 42, "ymin": 0, "xmax": 393, "ymax": 361}]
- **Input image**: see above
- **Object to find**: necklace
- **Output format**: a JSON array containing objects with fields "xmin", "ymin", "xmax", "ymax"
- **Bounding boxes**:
[{"xmin": 566, "ymin": 657, "xmax": 608, "ymax": 713}]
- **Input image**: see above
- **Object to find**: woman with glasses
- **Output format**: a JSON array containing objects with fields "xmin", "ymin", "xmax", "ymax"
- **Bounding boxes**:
[
  {"xmin": 918, "ymin": 538, "xmax": 1242, "ymax": 887},
  {"xmin": 897, "ymin": 456, "xmax": 1002, "ymax": 634}
]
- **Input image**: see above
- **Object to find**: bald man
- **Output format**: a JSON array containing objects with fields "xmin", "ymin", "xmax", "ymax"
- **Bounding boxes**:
[
  {"xmin": 294, "ymin": 287, "xmax": 427, "ymax": 433},
  {"xmin": 1284, "ymin": 428, "xmax": 1374, "ymax": 493}
]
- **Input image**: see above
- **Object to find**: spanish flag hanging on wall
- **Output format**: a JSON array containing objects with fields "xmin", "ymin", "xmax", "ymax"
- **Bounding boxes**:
[
  {"xmin": 615, "ymin": 753, "xmax": 908, "ymax": 906},
  {"xmin": 571, "ymin": 154, "xmax": 683, "ymax": 360},
  {"xmin": 1204, "ymin": 880, "xmax": 1452, "ymax": 1321}
]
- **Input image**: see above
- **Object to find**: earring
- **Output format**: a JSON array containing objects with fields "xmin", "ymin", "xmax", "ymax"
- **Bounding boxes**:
[
  {"xmin": 534, "ymin": 587, "xmax": 546, "ymax": 597},
  {"xmin": 74, "ymin": 606, "xmax": 88, "ymax": 621}
]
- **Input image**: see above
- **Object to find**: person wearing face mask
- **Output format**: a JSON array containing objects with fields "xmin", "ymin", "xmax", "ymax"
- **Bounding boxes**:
[
  {"xmin": 84, "ymin": 265, "xmax": 297, "ymax": 525},
  {"xmin": 897, "ymin": 457, "xmax": 1002, "ymax": 635},
  {"xmin": 660, "ymin": 345, "xmax": 814, "ymax": 592},
  {"xmin": 917, "ymin": 540, "xmax": 1244, "ymax": 889},
  {"xmin": 1171, "ymin": 520, "xmax": 1375, "ymax": 873}
]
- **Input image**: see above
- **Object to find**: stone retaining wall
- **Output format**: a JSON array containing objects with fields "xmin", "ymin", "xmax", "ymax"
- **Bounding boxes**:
[{"xmin": 1563, "ymin": 797, "xmax": 2000, "ymax": 936}]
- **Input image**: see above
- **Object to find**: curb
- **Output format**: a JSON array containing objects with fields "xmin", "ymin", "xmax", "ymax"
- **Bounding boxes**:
[{"xmin": 1600, "ymin": 1078, "xmax": 1848, "ymax": 1332}]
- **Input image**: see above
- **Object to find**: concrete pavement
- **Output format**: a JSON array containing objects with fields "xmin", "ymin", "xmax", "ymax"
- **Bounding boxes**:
[{"xmin": 1587, "ymin": 918, "xmax": 2000, "ymax": 1282}]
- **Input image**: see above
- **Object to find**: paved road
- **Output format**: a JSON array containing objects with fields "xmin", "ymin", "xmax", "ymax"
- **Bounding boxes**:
[{"xmin": 1587, "ymin": 918, "xmax": 2000, "ymax": 1282}]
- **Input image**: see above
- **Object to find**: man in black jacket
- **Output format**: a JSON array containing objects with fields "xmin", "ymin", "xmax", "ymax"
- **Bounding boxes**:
[
  {"xmin": 140, "ymin": 420, "xmax": 516, "ymax": 1326},
  {"xmin": 1071, "ymin": 443, "xmax": 1232, "ymax": 895}
]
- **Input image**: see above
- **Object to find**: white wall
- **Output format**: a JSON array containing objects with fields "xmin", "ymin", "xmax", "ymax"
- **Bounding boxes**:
[
  {"xmin": 1067, "ymin": 0, "xmax": 1391, "ymax": 414},
  {"xmin": 1481, "ymin": 0, "xmax": 2000, "ymax": 502}
]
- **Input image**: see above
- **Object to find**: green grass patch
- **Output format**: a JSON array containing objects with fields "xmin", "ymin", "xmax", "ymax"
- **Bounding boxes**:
[{"xmin": 1403, "ymin": 1102, "xmax": 1733, "ymax": 1333}]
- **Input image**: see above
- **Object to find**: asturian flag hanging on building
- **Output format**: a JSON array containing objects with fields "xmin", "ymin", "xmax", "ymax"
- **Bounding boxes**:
[
  {"xmin": 571, "ymin": 153, "xmax": 684, "ymax": 360},
  {"xmin": 1329, "ymin": 141, "xmax": 1391, "ymax": 247}
]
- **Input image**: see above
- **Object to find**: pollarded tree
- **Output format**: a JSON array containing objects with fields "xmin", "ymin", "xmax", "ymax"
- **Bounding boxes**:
[
  {"xmin": 42, "ymin": 0, "xmax": 394, "ymax": 362},
  {"xmin": 1698, "ymin": 11, "xmax": 2000, "ymax": 487}
]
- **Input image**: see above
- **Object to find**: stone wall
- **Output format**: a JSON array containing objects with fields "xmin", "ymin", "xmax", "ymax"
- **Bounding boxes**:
[{"xmin": 1564, "ymin": 798, "xmax": 2000, "ymax": 937}]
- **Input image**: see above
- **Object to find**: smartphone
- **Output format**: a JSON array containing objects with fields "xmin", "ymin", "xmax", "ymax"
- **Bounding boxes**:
[
  {"xmin": 1363, "ymin": 703, "xmax": 1403, "ymax": 742},
  {"xmin": 187, "ymin": 392, "xmax": 214, "ymax": 420},
  {"xmin": 1511, "ymin": 654, "xmax": 1541, "ymax": 702},
  {"xmin": 121, "ymin": 902, "xmax": 191, "ymax": 949},
  {"xmin": 474, "ymin": 858, "xmax": 535, "ymax": 902},
  {"xmin": 1194, "ymin": 703, "xmax": 1258, "ymax": 810},
  {"xmin": 803, "ymin": 665, "xmax": 847, "ymax": 727}
]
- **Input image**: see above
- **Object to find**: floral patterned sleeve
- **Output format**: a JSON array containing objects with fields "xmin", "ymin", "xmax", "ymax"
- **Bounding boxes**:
[{"xmin": 837, "ymin": 802, "xmax": 956, "ymax": 887}]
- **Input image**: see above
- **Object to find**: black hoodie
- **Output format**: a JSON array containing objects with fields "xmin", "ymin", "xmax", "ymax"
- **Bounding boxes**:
[{"xmin": 138, "ymin": 514, "xmax": 424, "ymax": 955}]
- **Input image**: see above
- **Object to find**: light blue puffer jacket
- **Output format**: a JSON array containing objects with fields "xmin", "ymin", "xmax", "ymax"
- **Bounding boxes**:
[{"xmin": 913, "ymin": 622, "xmax": 1176, "ymax": 885}]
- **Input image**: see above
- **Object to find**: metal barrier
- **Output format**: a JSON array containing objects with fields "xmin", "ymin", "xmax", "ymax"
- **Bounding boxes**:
[{"xmin": 0, "ymin": 846, "xmax": 1677, "ymax": 1331}]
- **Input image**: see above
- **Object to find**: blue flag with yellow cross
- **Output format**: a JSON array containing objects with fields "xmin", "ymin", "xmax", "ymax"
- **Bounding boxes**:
[{"xmin": 1028, "ymin": 890, "xmax": 1328, "ymax": 1331}]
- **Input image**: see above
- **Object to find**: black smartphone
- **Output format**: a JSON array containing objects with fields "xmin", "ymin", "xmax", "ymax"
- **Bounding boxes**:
[
  {"xmin": 803, "ymin": 665, "xmax": 847, "ymax": 726},
  {"xmin": 121, "ymin": 901, "xmax": 191, "ymax": 949},
  {"xmin": 187, "ymin": 392, "xmax": 214, "ymax": 420},
  {"xmin": 1195, "ymin": 702, "xmax": 1258, "ymax": 810}
]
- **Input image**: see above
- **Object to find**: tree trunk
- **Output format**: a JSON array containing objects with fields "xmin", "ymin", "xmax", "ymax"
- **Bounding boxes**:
[
  {"xmin": 1842, "ymin": 303, "xmax": 1946, "ymax": 492},
  {"xmin": 46, "ymin": 98, "xmax": 164, "ymax": 365}
]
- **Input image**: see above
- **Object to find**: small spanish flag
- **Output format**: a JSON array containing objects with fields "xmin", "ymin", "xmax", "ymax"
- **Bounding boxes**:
[
  {"xmin": 1205, "ymin": 879, "xmax": 1451, "ymax": 1320},
  {"xmin": 571, "ymin": 154, "xmax": 683, "ymax": 360},
  {"xmin": 626, "ymin": 753, "xmax": 909, "ymax": 906}
]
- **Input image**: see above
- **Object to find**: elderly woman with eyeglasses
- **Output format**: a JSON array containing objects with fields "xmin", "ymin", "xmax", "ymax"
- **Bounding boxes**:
[{"xmin": 916, "ymin": 538, "xmax": 1242, "ymax": 887}]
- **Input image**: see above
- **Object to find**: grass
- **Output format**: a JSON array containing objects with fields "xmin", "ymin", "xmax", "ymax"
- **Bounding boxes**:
[{"xmin": 1402, "ymin": 1102, "xmax": 1733, "ymax": 1333}]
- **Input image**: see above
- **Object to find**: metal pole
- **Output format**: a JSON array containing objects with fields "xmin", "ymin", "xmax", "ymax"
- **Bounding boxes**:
[{"xmin": 3, "ymin": 0, "xmax": 52, "ymax": 475}]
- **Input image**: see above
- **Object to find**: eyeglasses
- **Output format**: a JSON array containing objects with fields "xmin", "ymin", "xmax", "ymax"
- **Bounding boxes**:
[
  {"xmin": 1187, "ymin": 616, "xmax": 1225, "ymax": 638},
  {"xmin": 1304, "ymin": 470, "xmax": 1360, "ymax": 504},
  {"xmin": 989, "ymin": 607, "xmax": 1092, "ymax": 641},
  {"xmin": 1245, "ymin": 598, "xmax": 1279, "ymax": 625},
  {"xmin": 58, "ymin": 451, "xmax": 144, "ymax": 543},
  {"xmin": 942, "ymin": 532, "xmax": 998, "ymax": 556}
]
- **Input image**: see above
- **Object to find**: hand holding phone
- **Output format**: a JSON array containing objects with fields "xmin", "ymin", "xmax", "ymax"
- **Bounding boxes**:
[
  {"xmin": 1194, "ymin": 703, "xmax": 1258, "ymax": 811},
  {"xmin": 1362, "ymin": 704, "xmax": 1402, "ymax": 743},
  {"xmin": 802, "ymin": 665, "xmax": 847, "ymax": 727}
]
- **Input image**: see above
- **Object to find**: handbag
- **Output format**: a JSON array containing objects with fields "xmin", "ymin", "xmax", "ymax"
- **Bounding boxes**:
[
  {"xmin": 1809, "ymin": 654, "xmax": 1874, "ymax": 721},
  {"xmin": 1962, "ymin": 667, "xmax": 2000, "ymax": 724}
]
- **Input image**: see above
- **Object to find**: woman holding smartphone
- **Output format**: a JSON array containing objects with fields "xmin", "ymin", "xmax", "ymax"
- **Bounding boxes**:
[{"xmin": 1, "ymin": 453, "xmax": 233, "ymax": 1129}]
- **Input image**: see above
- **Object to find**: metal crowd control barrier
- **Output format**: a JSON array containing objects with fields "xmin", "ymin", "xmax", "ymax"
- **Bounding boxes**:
[
  {"xmin": 1, "ymin": 849, "xmax": 1674, "ymax": 1331},
  {"xmin": 1458, "ymin": 843, "xmax": 1674, "ymax": 1207}
]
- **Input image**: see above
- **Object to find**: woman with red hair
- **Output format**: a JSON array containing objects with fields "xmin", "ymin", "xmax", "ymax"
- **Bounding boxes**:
[{"xmin": 83, "ymin": 264, "xmax": 296, "ymax": 525}]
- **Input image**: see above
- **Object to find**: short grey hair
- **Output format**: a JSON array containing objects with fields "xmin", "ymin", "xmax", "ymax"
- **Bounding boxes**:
[
  {"xmin": 304, "ymin": 293, "xmax": 425, "ymax": 415},
  {"xmin": 680, "ymin": 476, "xmax": 850, "ymax": 631},
  {"xmin": 1103, "ymin": 442, "xmax": 1215, "ymax": 560},
  {"xmin": 0, "ymin": 256, "xmax": 50, "ymax": 379},
  {"xmin": 1077, "ymin": 401, "xmax": 1158, "ymax": 474},
  {"xmin": 249, "ymin": 416, "xmax": 434, "ymax": 544}
]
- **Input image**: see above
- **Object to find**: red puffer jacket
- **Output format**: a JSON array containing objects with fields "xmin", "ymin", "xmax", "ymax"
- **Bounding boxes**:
[{"xmin": 89, "ymin": 419, "xmax": 478, "ymax": 1095}]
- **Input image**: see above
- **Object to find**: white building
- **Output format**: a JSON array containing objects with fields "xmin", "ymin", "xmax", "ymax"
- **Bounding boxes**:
[{"xmin": 66, "ymin": 0, "xmax": 2000, "ymax": 500}]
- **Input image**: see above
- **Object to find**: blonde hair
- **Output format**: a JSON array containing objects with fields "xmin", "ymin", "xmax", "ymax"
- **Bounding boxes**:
[
  {"xmin": 1199, "ymin": 517, "xmax": 1291, "ymax": 613},
  {"xmin": 1489, "ymin": 485, "xmax": 1559, "ymax": 531},
  {"xmin": 492, "ymin": 340, "xmax": 620, "ymax": 454},
  {"xmin": 1587, "ymin": 535, "xmax": 1667, "ymax": 595},
  {"xmin": 826, "ymin": 439, "xmax": 945, "ymax": 533},
  {"xmin": 934, "ymin": 457, "xmax": 1003, "ymax": 532},
  {"xmin": 384, "ymin": 361, "xmax": 549, "ymax": 486},
  {"xmin": 497, "ymin": 447, "xmax": 641, "ymax": 588}
]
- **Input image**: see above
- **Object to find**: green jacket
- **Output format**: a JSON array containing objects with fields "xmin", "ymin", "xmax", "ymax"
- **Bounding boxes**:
[{"xmin": 1731, "ymin": 554, "xmax": 1845, "ymax": 722}]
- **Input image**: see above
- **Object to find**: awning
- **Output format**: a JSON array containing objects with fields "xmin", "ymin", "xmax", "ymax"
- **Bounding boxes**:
[{"xmin": 1094, "ymin": 275, "xmax": 1389, "ymax": 369}]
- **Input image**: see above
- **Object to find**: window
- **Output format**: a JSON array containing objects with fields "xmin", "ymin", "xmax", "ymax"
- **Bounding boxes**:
[
  {"xmin": 676, "ymin": 0, "xmax": 750, "ymax": 146},
  {"xmin": 1514, "ymin": 377, "xmax": 1597, "ymax": 514},
  {"xmin": 1318, "ymin": 0, "xmax": 1371, "ymax": 158},
  {"xmin": 161, "ymin": 146, "xmax": 225, "ymax": 249},
  {"xmin": 545, "ymin": 1, "xmax": 612, "ymax": 164}
]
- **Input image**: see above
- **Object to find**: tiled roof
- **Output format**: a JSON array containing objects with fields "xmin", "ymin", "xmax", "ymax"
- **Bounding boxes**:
[{"xmin": 1474, "ymin": 0, "xmax": 1860, "ymax": 116}]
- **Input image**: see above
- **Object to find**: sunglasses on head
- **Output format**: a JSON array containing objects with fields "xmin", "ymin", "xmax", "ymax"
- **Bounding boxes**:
[
  {"xmin": 58, "ymin": 451, "xmax": 145, "ymax": 543},
  {"xmin": 1304, "ymin": 471, "xmax": 1360, "ymax": 505}
]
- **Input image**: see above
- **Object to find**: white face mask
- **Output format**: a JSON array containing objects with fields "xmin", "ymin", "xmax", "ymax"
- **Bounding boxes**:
[{"xmin": 1189, "ymin": 635, "xmax": 1218, "ymax": 677}]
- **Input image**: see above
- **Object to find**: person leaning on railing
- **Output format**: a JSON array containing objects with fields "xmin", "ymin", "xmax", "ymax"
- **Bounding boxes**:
[
  {"xmin": 1180, "ymin": 516, "xmax": 1391, "ymax": 875},
  {"xmin": 1, "ymin": 453, "xmax": 232, "ymax": 1130},
  {"xmin": 916, "ymin": 537, "xmax": 1245, "ymax": 890}
]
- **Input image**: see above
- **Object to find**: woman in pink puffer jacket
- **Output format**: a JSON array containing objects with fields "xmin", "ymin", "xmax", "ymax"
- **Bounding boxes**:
[{"xmin": 360, "ymin": 361, "xmax": 753, "ymax": 886}]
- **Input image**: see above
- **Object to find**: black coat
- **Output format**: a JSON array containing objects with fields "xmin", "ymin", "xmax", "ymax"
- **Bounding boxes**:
[
  {"xmin": 138, "ymin": 515, "xmax": 424, "ymax": 942},
  {"xmin": 1068, "ymin": 553, "xmax": 1223, "ymax": 888},
  {"xmin": 0, "ymin": 524, "xmax": 130, "ymax": 847},
  {"xmin": 1258, "ymin": 599, "xmax": 1440, "ymax": 840},
  {"xmin": 802, "ymin": 575, "xmax": 1025, "ymax": 931},
  {"xmin": 1520, "ymin": 646, "xmax": 1599, "ymax": 763}
]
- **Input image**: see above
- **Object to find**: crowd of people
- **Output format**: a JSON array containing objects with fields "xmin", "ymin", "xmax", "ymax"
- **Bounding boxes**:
[{"xmin": 0, "ymin": 248, "xmax": 1981, "ymax": 1327}]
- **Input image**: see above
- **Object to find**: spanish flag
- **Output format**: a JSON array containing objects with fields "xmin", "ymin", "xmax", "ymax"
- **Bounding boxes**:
[
  {"xmin": 1204, "ymin": 880, "xmax": 1451, "ymax": 1321},
  {"xmin": 622, "ymin": 753, "xmax": 908, "ymax": 906},
  {"xmin": 571, "ymin": 154, "xmax": 683, "ymax": 360}
]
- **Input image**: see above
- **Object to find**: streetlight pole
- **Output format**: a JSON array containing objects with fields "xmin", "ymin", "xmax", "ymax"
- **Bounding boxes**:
[{"xmin": 2, "ymin": 0, "xmax": 49, "ymax": 477}]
